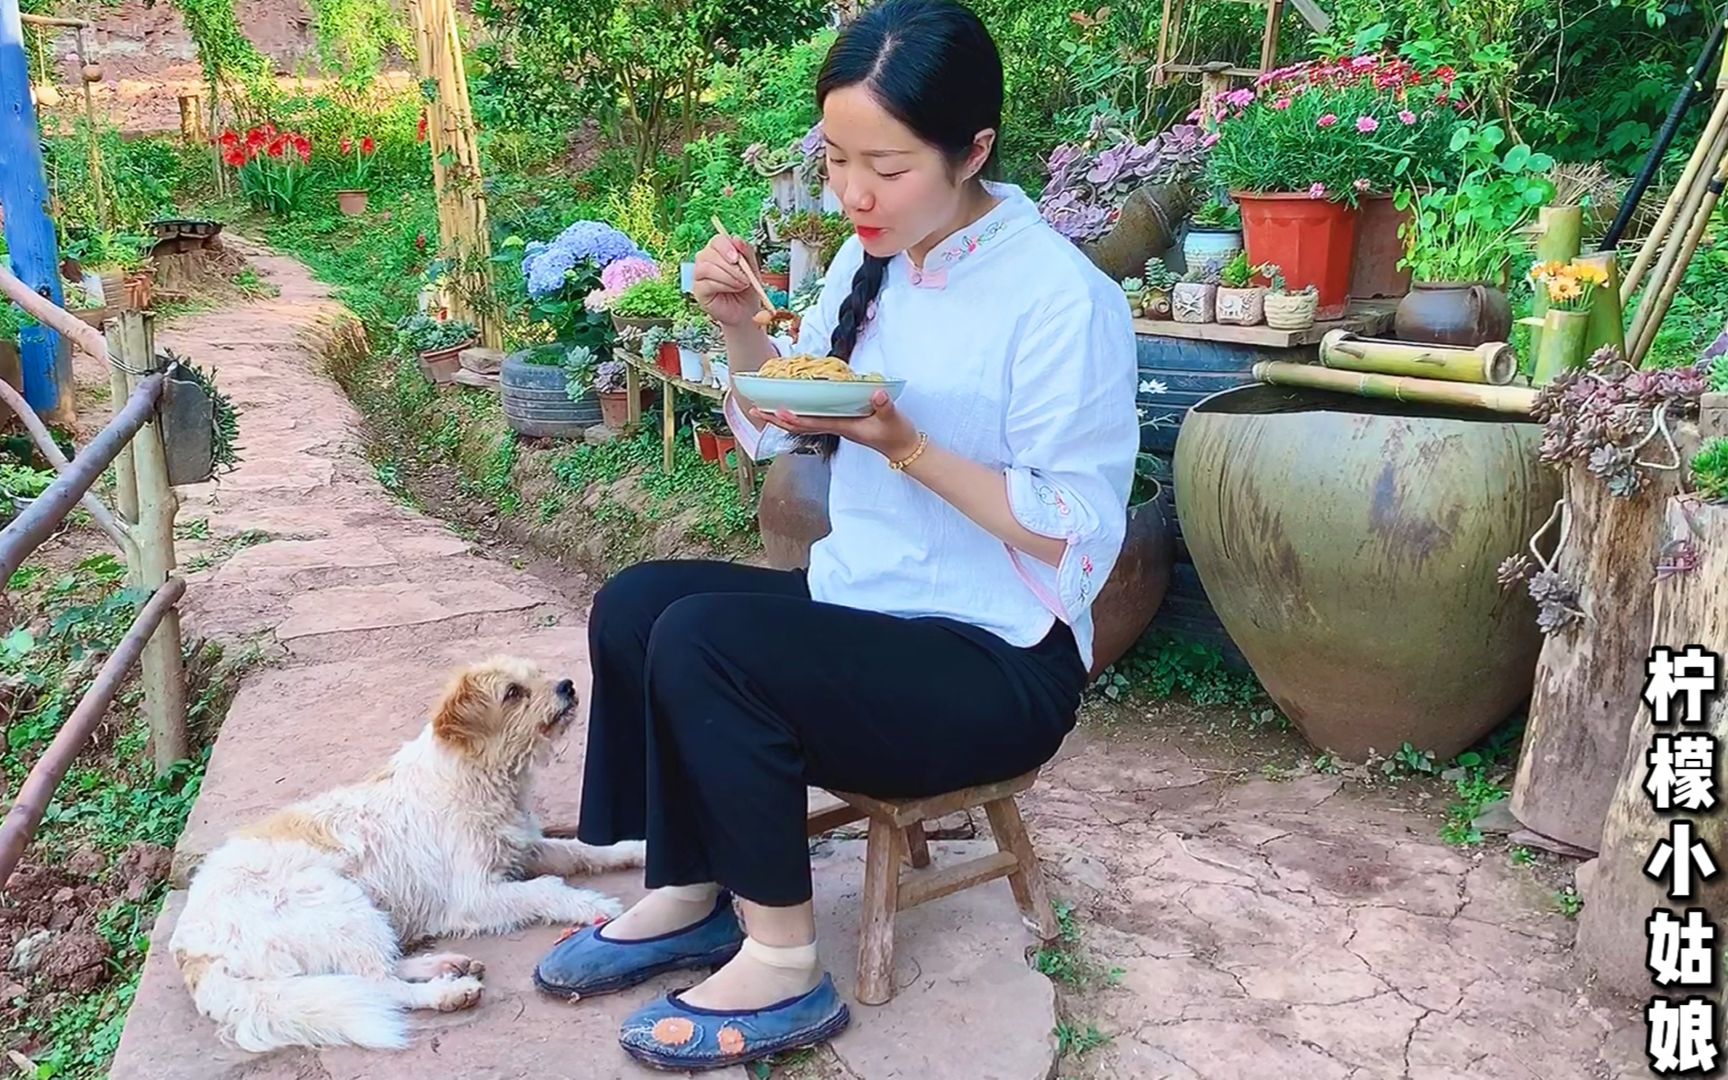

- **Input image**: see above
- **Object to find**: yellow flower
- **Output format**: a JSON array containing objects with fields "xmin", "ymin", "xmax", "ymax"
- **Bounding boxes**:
[{"xmin": 1553, "ymin": 278, "xmax": 1582, "ymax": 302}]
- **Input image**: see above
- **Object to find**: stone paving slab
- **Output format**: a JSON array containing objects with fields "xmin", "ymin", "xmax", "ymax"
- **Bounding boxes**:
[{"xmin": 119, "ymin": 840, "xmax": 1056, "ymax": 1080}]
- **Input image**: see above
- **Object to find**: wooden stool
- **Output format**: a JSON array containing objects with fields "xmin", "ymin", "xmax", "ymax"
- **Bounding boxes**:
[{"xmin": 804, "ymin": 770, "xmax": 1060, "ymax": 1005}]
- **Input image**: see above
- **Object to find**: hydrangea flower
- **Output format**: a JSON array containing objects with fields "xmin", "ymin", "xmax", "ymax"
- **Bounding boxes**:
[
  {"xmin": 522, "ymin": 220, "xmax": 649, "ymax": 299},
  {"xmin": 601, "ymin": 256, "xmax": 662, "ymax": 294}
]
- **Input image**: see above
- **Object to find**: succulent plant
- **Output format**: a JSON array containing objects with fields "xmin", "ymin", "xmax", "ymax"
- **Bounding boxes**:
[
  {"xmin": 1143, "ymin": 261, "xmax": 1180, "ymax": 291},
  {"xmin": 1219, "ymin": 251, "xmax": 1255, "ymax": 289},
  {"xmin": 1037, "ymin": 117, "xmax": 1210, "ymax": 243}
]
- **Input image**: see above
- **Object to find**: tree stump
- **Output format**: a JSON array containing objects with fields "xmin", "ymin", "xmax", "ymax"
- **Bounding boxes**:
[
  {"xmin": 1574, "ymin": 496, "xmax": 1728, "ymax": 996},
  {"xmin": 1511, "ymin": 443, "xmax": 1694, "ymax": 854}
]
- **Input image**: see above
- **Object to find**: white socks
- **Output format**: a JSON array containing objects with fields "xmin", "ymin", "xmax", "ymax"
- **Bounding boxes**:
[
  {"xmin": 601, "ymin": 883, "xmax": 721, "ymax": 941},
  {"xmin": 680, "ymin": 936, "xmax": 822, "ymax": 1011}
]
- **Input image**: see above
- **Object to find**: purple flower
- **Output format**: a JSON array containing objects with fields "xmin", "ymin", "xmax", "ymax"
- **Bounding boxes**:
[
  {"xmin": 523, "ymin": 220, "xmax": 648, "ymax": 299},
  {"xmin": 1317, "ymin": 114, "xmax": 1338, "ymax": 128},
  {"xmin": 1398, "ymin": 109, "xmax": 1417, "ymax": 125},
  {"xmin": 1356, "ymin": 115, "xmax": 1379, "ymax": 133},
  {"xmin": 1309, "ymin": 182, "xmax": 1327, "ymax": 198}
]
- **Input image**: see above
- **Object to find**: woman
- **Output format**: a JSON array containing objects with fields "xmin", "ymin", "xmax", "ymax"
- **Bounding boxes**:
[{"xmin": 533, "ymin": 0, "xmax": 1140, "ymax": 1069}]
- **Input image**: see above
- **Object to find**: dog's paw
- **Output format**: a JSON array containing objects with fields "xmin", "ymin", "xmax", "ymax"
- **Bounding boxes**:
[
  {"xmin": 561, "ymin": 889, "xmax": 624, "ymax": 926},
  {"xmin": 607, "ymin": 840, "xmax": 647, "ymax": 869},
  {"xmin": 428, "ymin": 975, "xmax": 484, "ymax": 1013},
  {"xmin": 400, "ymin": 953, "xmax": 484, "ymax": 982}
]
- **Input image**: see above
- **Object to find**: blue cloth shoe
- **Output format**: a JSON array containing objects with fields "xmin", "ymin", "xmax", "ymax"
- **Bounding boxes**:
[
  {"xmin": 617, "ymin": 974, "xmax": 851, "ymax": 1071},
  {"xmin": 532, "ymin": 891, "xmax": 745, "ymax": 1000}
]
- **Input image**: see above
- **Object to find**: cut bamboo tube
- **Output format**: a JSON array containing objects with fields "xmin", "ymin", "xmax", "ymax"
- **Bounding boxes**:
[
  {"xmin": 1531, "ymin": 308, "xmax": 1590, "ymax": 386},
  {"xmin": 1626, "ymin": 120, "xmax": 1728, "ymax": 352},
  {"xmin": 1253, "ymin": 361, "xmax": 1539, "ymax": 415},
  {"xmin": 1319, "ymin": 331, "xmax": 1518, "ymax": 385},
  {"xmin": 1528, "ymin": 205, "xmax": 1583, "ymax": 359},
  {"xmin": 1631, "ymin": 146, "xmax": 1728, "ymax": 367},
  {"xmin": 1623, "ymin": 83, "xmax": 1728, "ymax": 306},
  {"xmin": 1577, "ymin": 250, "xmax": 1627, "ymax": 358}
]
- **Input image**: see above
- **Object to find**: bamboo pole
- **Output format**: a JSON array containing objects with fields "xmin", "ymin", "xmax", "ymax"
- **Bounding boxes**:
[
  {"xmin": 1630, "ymin": 146, "xmax": 1728, "ymax": 367},
  {"xmin": 75, "ymin": 26, "xmax": 108, "ymax": 230},
  {"xmin": 1319, "ymin": 331, "xmax": 1517, "ymax": 385},
  {"xmin": 1528, "ymin": 205, "xmax": 1583, "ymax": 359},
  {"xmin": 1252, "ymin": 360, "xmax": 1539, "ymax": 414},
  {"xmin": 110, "ymin": 313, "xmax": 188, "ymax": 773},
  {"xmin": 1622, "ymin": 83, "xmax": 1728, "ymax": 306},
  {"xmin": 1625, "ymin": 120, "xmax": 1728, "ymax": 353}
]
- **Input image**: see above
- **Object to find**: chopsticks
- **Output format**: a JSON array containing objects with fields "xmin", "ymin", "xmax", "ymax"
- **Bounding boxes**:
[{"xmin": 711, "ymin": 215, "xmax": 780, "ymax": 316}]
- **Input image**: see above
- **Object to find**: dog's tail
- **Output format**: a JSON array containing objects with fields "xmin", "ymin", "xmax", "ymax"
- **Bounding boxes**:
[{"xmin": 190, "ymin": 965, "xmax": 408, "ymax": 1053}]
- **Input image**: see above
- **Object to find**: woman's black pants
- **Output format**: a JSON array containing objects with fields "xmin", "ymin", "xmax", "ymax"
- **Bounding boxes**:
[{"xmin": 575, "ymin": 559, "xmax": 1088, "ymax": 907}]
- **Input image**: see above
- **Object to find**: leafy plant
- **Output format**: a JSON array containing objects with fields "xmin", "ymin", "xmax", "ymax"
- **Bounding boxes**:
[
  {"xmin": 763, "ymin": 249, "xmax": 790, "ymax": 273},
  {"xmin": 392, "ymin": 312, "xmax": 477, "ymax": 356},
  {"xmin": 1693, "ymin": 437, "xmax": 1728, "ymax": 502},
  {"xmin": 611, "ymin": 277, "xmax": 687, "ymax": 320},
  {"xmin": 1142, "ymin": 260, "xmax": 1179, "ymax": 291},
  {"xmin": 1394, "ymin": 121, "xmax": 1556, "ymax": 286},
  {"xmin": 160, "ymin": 349, "xmax": 243, "ymax": 472},
  {"xmin": 1218, "ymin": 251, "xmax": 1257, "ymax": 289},
  {"xmin": 1190, "ymin": 196, "xmax": 1241, "ymax": 230},
  {"xmin": 335, "ymin": 133, "xmax": 379, "ymax": 190}
]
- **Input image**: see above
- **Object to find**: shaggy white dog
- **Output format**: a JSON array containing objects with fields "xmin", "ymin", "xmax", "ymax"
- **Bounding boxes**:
[{"xmin": 169, "ymin": 655, "xmax": 642, "ymax": 1053}]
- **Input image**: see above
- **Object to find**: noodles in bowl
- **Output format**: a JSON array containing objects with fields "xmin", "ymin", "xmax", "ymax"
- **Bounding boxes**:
[
  {"xmin": 731, "ymin": 355, "xmax": 905, "ymax": 417},
  {"xmin": 756, "ymin": 355, "xmax": 886, "ymax": 382}
]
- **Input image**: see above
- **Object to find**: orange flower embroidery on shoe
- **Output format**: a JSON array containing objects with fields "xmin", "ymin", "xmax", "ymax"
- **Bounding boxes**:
[
  {"xmin": 717, "ymin": 1026, "xmax": 747, "ymax": 1055},
  {"xmin": 652, "ymin": 1017, "xmax": 697, "ymax": 1047},
  {"xmin": 555, "ymin": 926, "xmax": 578, "ymax": 944}
]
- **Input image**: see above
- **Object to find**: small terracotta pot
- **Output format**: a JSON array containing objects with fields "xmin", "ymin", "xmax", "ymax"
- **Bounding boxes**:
[
  {"xmin": 695, "ymin": 427, "xmax": 720, "ymax": 461},
  {"xmin": 1216, "ymin": 285, "xmax": 1267, "ymax": 326},
  {"xmin": 1265, "ymin": 291, "xmax": 1318, "ymax": 330},
  {"xmin": 655, "ymin": 341, "xmax": 681, "ymax": 376},
  {"xmin": 336, "ymin": 190, "xmax": 369, "ymax": 216},
  {"xmin": 713, "ymin": 433, "xmax": 738, "ymax": 467},
  {"xmin": 762, "ymin": 270, "xmax": 791, "ymax": 293},
  {"xmin": 1172, "ymin": 282, "xmax": 1217, "ymax": 323},
  {"xmin": 123, "ymin": 269, "xmax": 155, "ymax": 311},
  {"xmin": 598, "ymin": 388, "xmax": 654, "ymax": 430},
  {"xmin": 418, "ymin": 338, "xmax": 475, "ymax": 384}
]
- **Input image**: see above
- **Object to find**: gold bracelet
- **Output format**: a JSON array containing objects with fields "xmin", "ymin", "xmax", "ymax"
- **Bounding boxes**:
[{"xmin": 889, "ymin": 431, "xmax": 929, "ymax": 472}]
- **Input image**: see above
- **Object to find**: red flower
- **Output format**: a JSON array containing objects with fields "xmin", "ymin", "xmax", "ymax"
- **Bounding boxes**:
[
  {"xmin": 245, "ymin": 127, "xmax": 266, "ymax": 149},
  {"xmin": 222, "ymin": 145, "xmax": 247, "ymax": 168},
  {"xmin": 267, "ymin": 138, "xmax": 286, "ymax": 159},
  {"xmin": 219, "ymin": 130, "xmax": 240, "ymax": 148},
  {"xmin": 415, "ymin": 232, "xmax": 428, "ymax": 250},
  {"xmin": 417, "ymin": 114, "xmax": 428, "ymax": 143},
  {"xmin": 1434, "ymin": 65, "xmax": 1457, "ymax": 85},
  {"xmin": 361, "ymin": 136, "xmax": 376, "ymax": 155},
  {"xmin": 341, "ymin": 137, "xmax": 353, "ymax": 154},
  {"xmin": 293, "ymin": 135, "xmax": 312, "ymax": 163}
]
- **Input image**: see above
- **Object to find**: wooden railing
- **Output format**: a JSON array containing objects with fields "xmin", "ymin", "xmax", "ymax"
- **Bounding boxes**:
[{"xmin": 0, "ymin": 264, "xmax": 188, "ymax": 887}]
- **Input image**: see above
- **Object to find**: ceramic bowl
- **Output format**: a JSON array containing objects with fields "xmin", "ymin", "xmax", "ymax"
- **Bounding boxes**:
[{"xmin": 730, "ymin": 374, "xmax": 906, "ymax": 417}]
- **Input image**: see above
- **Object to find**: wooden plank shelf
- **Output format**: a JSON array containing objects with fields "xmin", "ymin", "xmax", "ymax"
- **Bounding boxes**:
[
  {"xmin": 1131, "ymin": 299, "xmax": 1397, "ymax": 348},
  {"xmin": 620, "ymin": 352, "xmax": 758, "ymax": 499}
]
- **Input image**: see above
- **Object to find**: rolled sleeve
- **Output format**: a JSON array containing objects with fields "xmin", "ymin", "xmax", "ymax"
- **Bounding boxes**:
[{"xmin": 1001, "ymin": 291, "xmax": 1140, "ymax": 623}]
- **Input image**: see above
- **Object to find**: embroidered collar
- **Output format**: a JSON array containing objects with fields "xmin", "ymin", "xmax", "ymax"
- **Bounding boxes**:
[{"xmin": 900, "ymin": 181, "xmax": 1042, "ymax": 290}]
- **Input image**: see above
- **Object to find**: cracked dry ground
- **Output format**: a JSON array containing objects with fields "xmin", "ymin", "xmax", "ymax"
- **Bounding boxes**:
[{"xmin": 1027, "ymin": 713, "xmax": 1651, "ymax": 1079}]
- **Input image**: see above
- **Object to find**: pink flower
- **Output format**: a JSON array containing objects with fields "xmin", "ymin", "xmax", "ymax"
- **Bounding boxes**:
[
  {"xmin": 1202, "ymin": 131, "xmax": 1219, "ymax": 148},
  {"xmin": 1309, "ymin": 182, "xmax": 1326, "ymax": 199},
  {"xmin": 1354, "ymin": 178, "xmax": 1371, "ymax": 192},
  {"xmin": 1398, "ymin": 109, "xmax": 1417, "ymax": 125},
  {"xmin": 1351, "ymin": 54, "xmax": 1376, "ymax": 70},
  {"xmin": 1317, "ymin": 113, "xmax": 1338, "ymax": 128},
  {"xmin": 1222, "ymin": 87, "xmax": 1255, "ymax": 109},
  {"xmin": 1272, "ymin": 97, "xmax": 1292, "ymax": 110},
  {"xmin": 1356, "ymin": 115, "xmax": 1379, "ymax": 133}
]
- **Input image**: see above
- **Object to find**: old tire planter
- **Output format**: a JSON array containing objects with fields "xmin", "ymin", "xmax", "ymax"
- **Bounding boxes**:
[
  {"xmin": 1173, "ymin": 384, "xmax": 1558, "ymax": 761},
  {"xmin": 501, "ymin": 347, "xmax": 603, "ymax": 439},
  {"xmin": 757, "ymin": 451, "xmax": 1174, "ymax": 680}
]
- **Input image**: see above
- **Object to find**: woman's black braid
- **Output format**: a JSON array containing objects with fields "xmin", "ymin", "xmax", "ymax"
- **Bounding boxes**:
[{"xmin": 800, "ymin": 252, "xmax": 889, "ymax": 459}]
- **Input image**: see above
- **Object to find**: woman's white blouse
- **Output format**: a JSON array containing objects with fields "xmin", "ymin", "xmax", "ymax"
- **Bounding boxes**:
[{"xmin": 724, "ymin": 181, "xmax": 1140, "ymax": 673}]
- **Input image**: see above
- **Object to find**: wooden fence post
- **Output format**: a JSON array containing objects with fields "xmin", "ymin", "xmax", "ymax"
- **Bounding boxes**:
[{"xmin": 108, "ymin": 312, "xmax": 188, "ymax": 772}]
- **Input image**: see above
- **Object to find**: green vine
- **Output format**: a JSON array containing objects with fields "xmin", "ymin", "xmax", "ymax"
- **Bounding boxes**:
[
  {"xmin": 305, "ymin": 0, "xmax": 411, "ymax": 83},
  {"xmin": 166, "ymin": 0, "xmax": 276, "ymax": 113}
]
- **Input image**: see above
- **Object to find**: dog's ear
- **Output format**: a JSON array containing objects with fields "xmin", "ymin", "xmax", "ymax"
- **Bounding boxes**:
[{"xmin": 432, "ymin": 670, "xmax": 490, "ymax": 758}]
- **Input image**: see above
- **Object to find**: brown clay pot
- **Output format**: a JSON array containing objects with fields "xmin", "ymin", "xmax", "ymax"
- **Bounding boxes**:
[
  {"xmin": 1350, "ymin": 194, "xmax": 1412, "ymax": 300},
  {"xmin": 599, "ymin": 388, "xmax": 654, "ymax": 431},
  {"xmin": 1077, "ymin": 183, "xmax": 1190, "ymax": 283},
  {"xmin": 418, "ymin": 339, "xmax": 474, "ymax": 384},
  {"xmin": 756, "ymin": 453, "xmax": 1174, "ymax": 678},
  {"xmin": 1393, "ymin": 281, "xmax": 1513, "ymax": 347},
  {"xmin": 762, "ymin": 270, "xmax": 791, "ymax": 293},
  {"xmin": 336, "ymin": 190, "xmax": 370, "ymax": 216}
]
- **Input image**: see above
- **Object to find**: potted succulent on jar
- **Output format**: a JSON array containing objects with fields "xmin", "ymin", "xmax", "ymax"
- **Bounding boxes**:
[
  {"xmin": 1119, "ymin": 276, "xmax": 1148, "ymax": 317},
  {"xmin": 1215, "ymin": 251, "xmax": 1268, "ymax": 326},
  {"xmin": 394, "ymin": 312, "xmax": 479, "ymax": 384},
  {"xmin": 1172, "ymin": 265, "xmax": 1220, "ymax": 323},
  {"xmin": 1182, "ymin": 195, "xmax": 1243, "ymax": 278},
  {"xmin": 593, "ymin": 358, "xmax": 654, "ymax": 432},
  {"xmin": 641, "ymin": 324, "xmax": 680, "ymax": 376},
  {"xmin": 1141, "ymin": 260, "xmax": 1178, "ymax": 319},
  {"xmin": 1262, "ymin": 265, "xmax": 1319, "ymax": 330}
]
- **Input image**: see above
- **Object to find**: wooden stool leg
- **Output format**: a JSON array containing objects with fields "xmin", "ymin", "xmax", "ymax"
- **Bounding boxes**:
[
  {"xmin": 857, "ymin": 816, "xmax": 902, "ymax": 1005},
  {"xmin": 984, "ymin": 797, "xmax": 1060, "ymax": 941},
  {"xmin": 903, "ymin": 823, "xmax": 931, "ymax": 869}
]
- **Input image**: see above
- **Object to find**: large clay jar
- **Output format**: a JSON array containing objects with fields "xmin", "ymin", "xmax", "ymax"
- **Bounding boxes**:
[
  {"xmin": 1393, "ymin": 281, "xmax": 1513, "ymax": 347},
  {"xmin": 1077, "ymin": 183, "xmax": 1189, "ymax": 283},
  {"xmin": 1173, "ymin": 383, "xmax": 1558, "ymax": 761},
  {"xmin": 756, "ymin": 453, "xmax": 1174, "ymax": 678}
]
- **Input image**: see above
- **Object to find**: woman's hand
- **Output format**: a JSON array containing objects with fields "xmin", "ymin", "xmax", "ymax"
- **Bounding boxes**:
[
  {"xmin": 750, "ymin": 390, "xmax": 921, "ymax": 462},
  {"xmin": 692, "ymin": 234, "xmax": 766, "ymax": 331}
]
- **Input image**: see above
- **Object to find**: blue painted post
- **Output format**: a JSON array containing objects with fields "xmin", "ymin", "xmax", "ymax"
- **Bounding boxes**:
[{"xmin": 0, "ymin": 0, "xmax": 71, "ymax": 419}]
